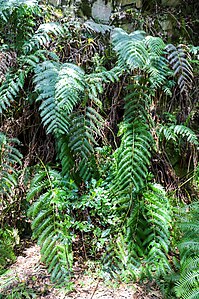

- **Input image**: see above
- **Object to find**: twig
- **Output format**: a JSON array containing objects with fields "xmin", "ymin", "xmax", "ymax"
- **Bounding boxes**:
[{"xmin": 89, "ymin": 279, "xmax": 100, "ymax": 299}]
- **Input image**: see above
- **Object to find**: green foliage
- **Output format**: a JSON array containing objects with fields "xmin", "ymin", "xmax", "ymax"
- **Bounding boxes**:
[
  {"xmin": 0, "ymin": 0, "xmax": 41, "ymax": 51},
  {"xmin": 34, "ymin": 58, "xmax": 119, "ymax": 181},
  {"xmin": 111, "ymin": 28, "xmax": 170, "ymax": 88},
  {"xmin": 0, "ymin": 1, "xmax": 198, "ymax": 296},
  {"xmin": 175, "ymin": 203, "xmax": 199, "ymax": 299},
  {"xmin": 0, "ymin": 1, "xmax": 65, "ymax": 114},
  {"xmin": 27, "ymin": 167, "xmax": 119, "ymax": 282},
  {"xmin": 0, "ymin": 71, "xmax": 25, "ymax": 114},
  {"xmin": 0, "ymin": 135, "xmax": 22, "ymax": 275},
  {"xmin": 159, "ymin": 124, "xmax": 199, "ymax": 145},
  {"xmin": 112, "ymin": 84, "xmax": 152, "ymax": 196},
  {"xmin": 34, "ymin": 61, "xmax": 85, "ymax": 135},
  {"xmin": 128, "ymin": 183, "xmax": 172, "ymax": 278},
  {"xmin": 104, "ymin": 183, "xmax": 172, "ymax": 281},
  {"xmin": 0, "ymin": 282, "xmax": 37, "ymax": 299},
  {"xmin": 27, "ymin": 167, "xmax": 74, "ymax": 283},
  {"xmin": 0, "ymin": 228, "xmax": 17, "ymax": 274},
  {"xmin": 0, "ymin": 133, "xmax": 22, "ymax": 198},
  {"xmin": 23, "ymin": 22, "xmax": 66, "ymax": 54}
]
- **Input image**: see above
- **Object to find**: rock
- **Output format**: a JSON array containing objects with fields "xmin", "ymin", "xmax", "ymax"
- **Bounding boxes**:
[
  {"xmin": 91, "ymin": 0, "xmax": 112, "ymax": 23},
  {"xmin": 161, "ymin": 0, "xmax": 181, "ymax": 7}
]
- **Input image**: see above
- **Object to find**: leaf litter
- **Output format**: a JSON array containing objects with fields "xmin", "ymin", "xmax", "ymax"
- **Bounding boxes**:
[{"xmin": 0, "ymin": 244, "xmax": 162, "ymax": 299}]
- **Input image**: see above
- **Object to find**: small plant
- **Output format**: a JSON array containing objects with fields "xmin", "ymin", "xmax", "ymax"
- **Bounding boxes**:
[
  {"xmin": 0, "ymin": 282, "xmax": 37, "ymax": 299},
  {"xmin": 0, "ymin": 228, "xmax": 17, "ymax": 274}
]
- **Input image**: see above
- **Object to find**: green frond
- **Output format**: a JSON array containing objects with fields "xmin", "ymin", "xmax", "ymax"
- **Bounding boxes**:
[
  {"xmin": 114, "ymin": 123, "xmax": 152, "ymax": 194},
  {"xmin": 159, "ymin": 124, "xmax": 198, "ymax": 145},
  {"xmin": 175, "ymin": 269, "xmax": 199, "ymax": 299},
  {"xmin": 85, "ymin": 67, "xmax": 120, "ymax": 102},
  {"xmin": 66, "ymin": 106, "xmax": 103, "ymax": 181},
  {"xmin": 57, "ymin": 136, "xmax": 75, "ymax": 178},
  {"xmin": 21, "ymin": 49, "xmax": 51, "ymax": 70},
  {"xmin": 0, "ymin": 71, "xmax": 25, "ymax": 114},
  {"xmin": 112, "ymin": 28, "xmax": 147, "ymax": 70},
  {"xmin": 126, "ymin": 184, "xmax": 171, "ymax": 278},
  {"xmin": 31, "ymin": 208, "xmax": 52, "ymax": 231},
  {"xmin": 34, "ymin": 61, "xmax": 69, "ymax": 134},
  {"xmin": 0, "ymin": 133, "xmax": 22, "ymax": 196},
  {"xmin": 28, "ymin": 168, "xmax": 74, "ymax": 283},
  {"xmin": 55, "ymin": 63, "xmax": 85, "ymax": 113},
  {"xmin": 175, "ymin": 203, "xmax": 199, "ymax": 299},
  {"xmin": 23, "ymin": 22, "xmax": 66, "ymax": 54},
  {"xmin": 145, "ymin": 36, "xmax": 165, "ymax": 55}
]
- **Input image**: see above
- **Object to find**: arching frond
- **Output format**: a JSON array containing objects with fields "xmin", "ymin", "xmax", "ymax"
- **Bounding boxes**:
[
  {"xmin": 159, "ymin": 124, "xmax": 198, "ymax": 145},
  {"xmin": 0, "ymin": 133, "xmax": 22, "ymax": 197},
  {"xmin": 112, "ymin": 85, "xmax": 153, "ymax": 196},
  {"xmin": 111, "ymin": 28, "xmax": 147, "ymax": 70},
  {"xmin": 27, "ymin": 168, "xmax": 73, "ymax": 283},
  {"xmin": 127, "ymin": 183, "xmax": 171, "ymax": 277},
  {"xmin": 23, "ymin": 22, "xmax": 66, "ymax": 54},
  {"xmin": 166, "ymin": 44, "xmax": 193, "ymax": 94},
  {"xmin": 34, "ymin": 61, "xmax": 85, "ymax": 135},
  {"xmin": 67, "ymin": 106, "xmax": 103, "ymax": 181},
  {"xmin": 0, "ymin": 71, "xmax": 25, "ymax": 114}
]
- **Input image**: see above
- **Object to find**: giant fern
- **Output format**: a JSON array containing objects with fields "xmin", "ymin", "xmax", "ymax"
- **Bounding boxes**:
[
  {"xmin": 34, "ymin": 59, "xmax": 119, "ymax": 181},
  {"xmin": 27, "ymin": 167, "xmax": 74, "ymax": 283}
]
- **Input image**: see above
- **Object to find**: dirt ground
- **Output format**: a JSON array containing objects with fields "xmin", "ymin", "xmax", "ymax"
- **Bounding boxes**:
[{"xmin": 0, "ymin": 244, "xmax": 162, "ymax": 299}]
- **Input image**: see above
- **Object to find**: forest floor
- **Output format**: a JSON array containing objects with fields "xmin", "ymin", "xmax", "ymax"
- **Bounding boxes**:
[{"xmin": 0, "ymin": 242, "xmax": 162, "ymax": 299}]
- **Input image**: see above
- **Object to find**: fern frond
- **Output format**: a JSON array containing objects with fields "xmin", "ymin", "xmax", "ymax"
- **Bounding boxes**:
[
  {"xmin": 175, "ymin": 268, "xmax": 199, "ymax": 299},
  {"xmin": 111, "ymin": 28, "xmax": 147, "ymax": 70},
  {"xmin": 175, "ymin": 203, "xmax": 199, "ymax": 299},
  {"xmin": 159, "ymin": 124, "xmax": 198, "ymax": 145},
  {"xmin": 145, "ymin": 36, "xmax": 165, "ymax": 55},
  {"xmin": 27, "ymin": 167, "xmax": 73, "ymax": 283},
  {"xmin": 143, "ymin": 184, "xmax": 171, "ymax": 275},
  {"xmin": 23, "ymin": 22, "xmax": 66, "ymax": 54},
  {"xmin": 85, "ymin": 66, "xmax": 120, "ymax": 102},
  {"xmin": 57, "ymin": 136, "xmax": 75, "ymax": 178},
  {"xmin": 127, "ymin": 184, "xmax": 171, "ymax": 277},
  {"xmin": 112, "ymin": 86, "xmax": 152, "ymax": 195},
  {"xmin": 166, "ymin": 44, "xmax": 193, "ymax": 94},
  {"xmin": 34, "ymin": 61, "xmax": 68, "ymax": 134},
  {"xmin": 67, "ymin": 106, "xmax": 103, "ymax": 181},
  {"xmin": 0, "ymin": 71, "xmax": 25, "ymax": 113},
  {"xmin": 0, "ymin": 133, "xmax": 22, "ymax": 197},
  {"xmin": 56, "ymin": 63, "xmax": 85, "ymax": 114}
]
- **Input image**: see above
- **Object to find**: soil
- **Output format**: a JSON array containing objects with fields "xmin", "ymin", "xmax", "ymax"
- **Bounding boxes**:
[{"xmin": 0, "ymin": 244, "xmax": 162, "ymax": 299}]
